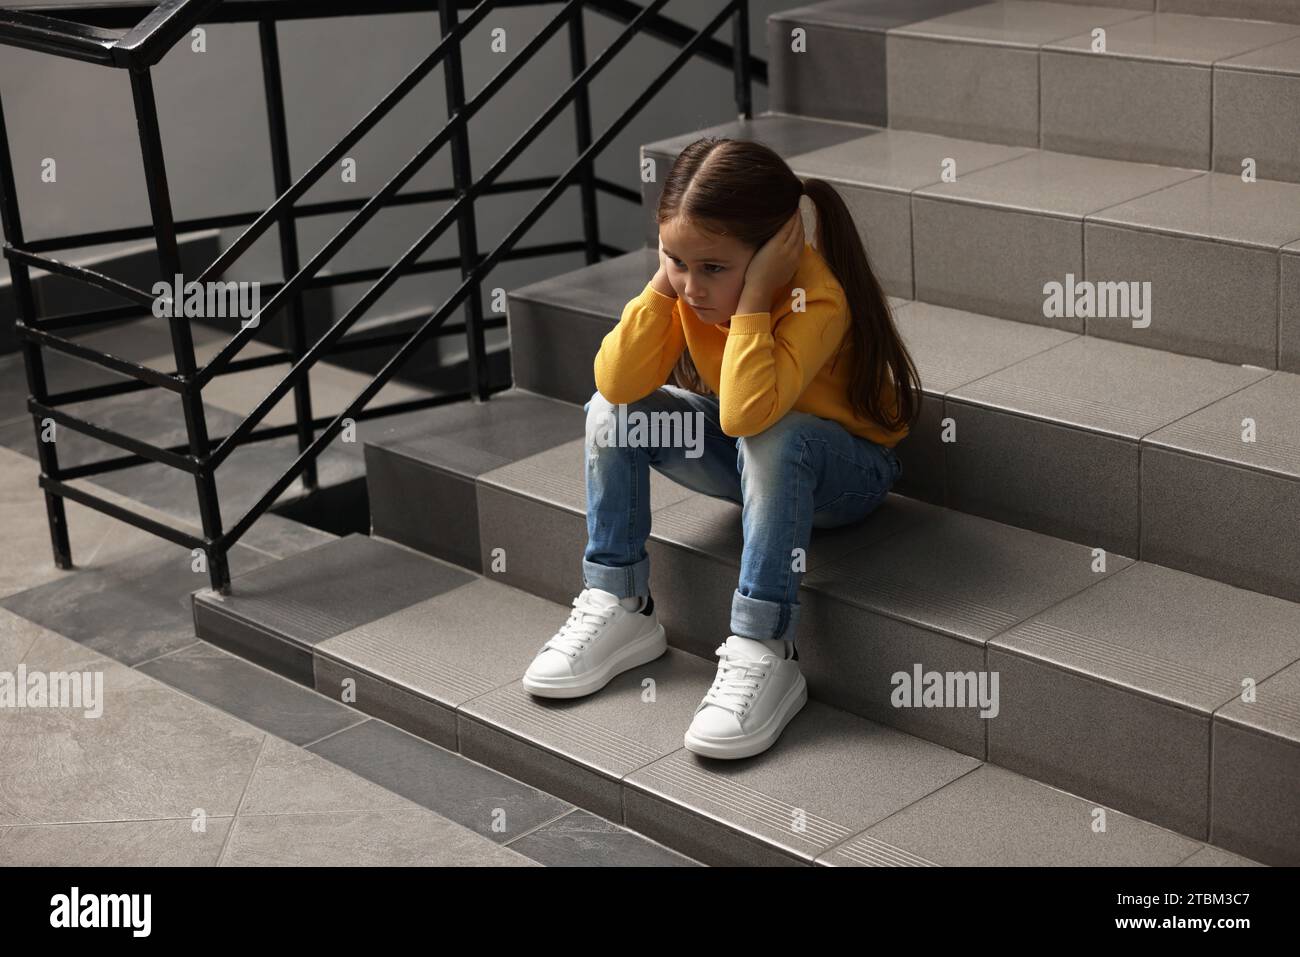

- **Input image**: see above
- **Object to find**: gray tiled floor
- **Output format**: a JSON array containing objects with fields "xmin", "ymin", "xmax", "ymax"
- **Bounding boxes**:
[{"xmin": 0, "ymin": 444, "xmax": 700, "ymax": 866}]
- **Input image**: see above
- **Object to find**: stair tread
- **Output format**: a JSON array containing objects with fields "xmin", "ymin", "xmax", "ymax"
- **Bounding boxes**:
[
  {"xmin": 1089, "ymin": 172, "xmax": 1300, "ymax": 250},
  {"xmin": 947, "ymin": 334, "xmax": 1271, "ymax": 440},
  {"xmin": 912, "ymin": 149, "xmax": 1203, "ymax": 219},
  {"xmin": 1220, "ymin": 32, "xmax": 1300, "ymax": 73},
  {"xmin": 820, "ymin": 763, "xmax": 1241, "ymax": 867},
  {"xmin": 190, "ymin": 530, "xmax": 1267, "ymax": 865},
  {"xmin": 198, "ymin": 533, "xmax": 475, "ymax": 648},
  {"xmin": 771, "ymin": 0, "xmax": 986, "ymax": 33},
  {"xmin": 1218, "ymin": 659, "xmax": 1300, "ymax": 740},
  {"xmin": 1042, "ymin": 11, "xmax": 1300, "ymax": 65},
  {"xmin": 805, "ymin": 503, "xmax": 1136, "ymax": 641},
  {"xmin": 511, "ymin": 248, "xmax": 658, "ymax": 319},
  {"xmin": 503, "ymin": 246, "xmax": 1277, "ymax": 446},
  {"xmin": 1145, "ymin": 371, "xmax": 1300, "ymax": 478},
  {"xmin": 644, "ymin": 113, "xmax": 868, "ymax": 171},
  {"xmin": 993, "ymin": 561, "xmax": 1300, "ymax": 714},
  {"xmin": 895, "ymin": 301, "xmax": 1078, "ymax": 394},
  {"xmin": 645, "ymin": 116, "xmax": 1300, "ymax": 242},
  {"xmin": 892, "ymin": 0, "xmax": 1149, "ymax": 49},
  {"xmin": 209, "ymin": 433, "xmax": 1300, "ymax": 730},
  {"xmin": 365, "ymin": 388, "xmax": 583, "ymax": 478},
  {"xmin": 789, "ymin": 126, "xmax": 1032, "ymax": 194}
]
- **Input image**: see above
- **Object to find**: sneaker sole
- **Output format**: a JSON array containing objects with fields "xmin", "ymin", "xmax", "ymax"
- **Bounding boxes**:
[
  {"xmin": 522, "ymin": 623, "xmax": 667, "ymax": 699},
  {"xmin": 682, "ymin": 673, "xmax": 808, "ymax": 760}
]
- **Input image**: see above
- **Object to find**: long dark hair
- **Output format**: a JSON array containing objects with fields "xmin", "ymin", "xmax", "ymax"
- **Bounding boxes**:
[{"xmin": 657, "ymin": 137, "xmax": 921, "ymax": 433}]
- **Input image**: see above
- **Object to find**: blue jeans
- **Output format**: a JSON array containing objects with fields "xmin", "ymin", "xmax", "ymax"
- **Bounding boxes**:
[{"xmin": 581, "ymin": 384, "xmax": 902, "ymax": 646}]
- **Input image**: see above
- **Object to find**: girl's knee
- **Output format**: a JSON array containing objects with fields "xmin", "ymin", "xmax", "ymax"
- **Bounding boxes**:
[{"xmin": 737, "ymin": 413, "xmax": 816, "ymax": 467}]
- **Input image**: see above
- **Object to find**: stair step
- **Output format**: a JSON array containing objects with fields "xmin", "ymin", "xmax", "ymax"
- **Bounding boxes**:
[
  {"xmin": 189, "ymin": 532, "xmax": 1268, "ymax": 866},
  {"xmin": 1052, "ymin": 0, "xmax": 1300, "ymax": 26},
  {"xmin": 768, "ymin": 0, "xmax": 987, "ymax": 127},
  {"xmin": 769, "ymin": 1, "xmax": 1300, "ymax": 181},
  {"xmin": 362, "ymin": 389, "xmax": 587, "ymax": 570},
  {"xmin": 1038, "ymin": 12, "xmax": 1300, "ymax": 168},
  {"xmin": 937, "ymin": 331, "xmax": 1271, "ymax": 557},
  {"xmin": 639, "ymin": 113, "xmax": 1300, "ymax": 369},
  {"xmin": 194, "ymin": 533, "xmax": 475, "ymax": 684},
  {"xmin": 504, "ymin": 243, "xmax": 1300, "ymax": 600},
  {"xmin": 1141, "ymin": 372, "xmax": 1300, "ymax": 598},
  {"xmin": 351, "ymin": 389, "xmax": 1300, "ymax": 861}
]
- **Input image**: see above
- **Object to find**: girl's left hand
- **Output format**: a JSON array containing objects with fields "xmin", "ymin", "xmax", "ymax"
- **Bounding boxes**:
[{"xmin": 742, "ymin": 210, "xmax": 804, "ymax": 298}]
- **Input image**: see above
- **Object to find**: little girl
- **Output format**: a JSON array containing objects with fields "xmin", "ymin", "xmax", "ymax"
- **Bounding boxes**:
[{"xmin": 523, "ymin": 136, "xmax": 921, "ymax": 760}]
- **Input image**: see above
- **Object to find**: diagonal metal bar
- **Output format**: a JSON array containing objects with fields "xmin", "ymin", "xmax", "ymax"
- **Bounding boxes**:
[
  {"xmin": 217, "ymin": 1, "xmax": 739, "ymax": 537},
  {"xmin": 206, "ymin": 0, "xmax": 669, "ymax": 462},
  {"xmin": 195, "ymin": 0, "xmax": 586, "ymax": 389},
  {"xmin": 191, "ymin": 0, "xmax": 499, "ymax": 290}
]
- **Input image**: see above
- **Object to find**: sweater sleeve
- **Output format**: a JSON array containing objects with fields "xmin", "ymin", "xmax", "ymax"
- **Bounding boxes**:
[
  {"xmin": 593, "ymin": 281, "xmax": 687, "ymax": 405},
  {"xmin": 718, "ymin": 285, "xmax": 849, "ymax": 437}
]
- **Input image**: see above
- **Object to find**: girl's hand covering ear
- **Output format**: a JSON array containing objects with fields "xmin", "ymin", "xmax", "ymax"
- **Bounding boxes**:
[
  {"xmin": 742, "ymin": 210, "xmax": 804, "ymax": 299},
  {"xmin": 651, "ymin": 235, "xmax": 678, "ymax": 298}
]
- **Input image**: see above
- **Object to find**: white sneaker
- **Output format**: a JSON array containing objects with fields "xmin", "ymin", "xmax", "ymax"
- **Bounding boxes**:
[
  {"xmin": 522, "ymin": 587, "xmax": 667, "ymax": 698},
  {"xmin": 684, "ymin": 635, "xmax": 808, "ymax": 759}
]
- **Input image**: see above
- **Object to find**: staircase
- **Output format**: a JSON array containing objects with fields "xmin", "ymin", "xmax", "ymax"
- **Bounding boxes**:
[{"xmin": 193, "ymin": 0, "xmax": 1300, "ymax": 866}]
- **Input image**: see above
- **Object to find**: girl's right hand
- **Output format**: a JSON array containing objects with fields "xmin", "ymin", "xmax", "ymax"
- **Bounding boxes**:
[{"xmin": 652, "ymin": 236, "xmax": 678, "ymax": 298}]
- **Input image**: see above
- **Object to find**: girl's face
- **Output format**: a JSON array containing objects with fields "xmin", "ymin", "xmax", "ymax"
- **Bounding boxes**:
[{"xmin": 659, "ymin": 218, "xmax": 755, "ymax": 327}]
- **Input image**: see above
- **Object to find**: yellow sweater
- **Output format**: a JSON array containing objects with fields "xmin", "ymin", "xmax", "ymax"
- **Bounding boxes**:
[{"xmin": 593, "ymin": 242, "xmax": 909, "ymax": 446}]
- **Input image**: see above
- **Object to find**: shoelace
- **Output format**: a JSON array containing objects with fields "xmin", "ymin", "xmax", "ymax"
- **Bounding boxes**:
[
  {"xmin": 701, "ymin": 645, "xmax": 770, "ymax": 716},
  {"xmin": 544, "ymin": 590, "xmax": 620, "ymax": 658}
]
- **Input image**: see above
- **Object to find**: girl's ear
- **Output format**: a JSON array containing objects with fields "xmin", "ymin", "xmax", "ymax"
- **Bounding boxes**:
[{"xmin": 801, "ymin": 198, "xmax": 820, "ymax": 251}]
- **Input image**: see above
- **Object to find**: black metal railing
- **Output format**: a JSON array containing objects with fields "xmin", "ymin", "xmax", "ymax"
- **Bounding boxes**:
[{"xmin": 0, "ymin": 0, "xmax": 762, "ymax": 591}]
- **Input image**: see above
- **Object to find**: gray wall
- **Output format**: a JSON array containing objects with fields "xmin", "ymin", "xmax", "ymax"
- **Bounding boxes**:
[{"xmin": 0, "ymin": 1, "xmax": 783, "ymax": 344}]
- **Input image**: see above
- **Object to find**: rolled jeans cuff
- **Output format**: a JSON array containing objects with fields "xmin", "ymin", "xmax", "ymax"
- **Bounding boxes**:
[
  {"xmin": 731, "ymin": 588, "xmax": 801, "ymax": 643},
  {"xmin": 582, "ymin": 553, "xmax": 651, "ymax": 600}
]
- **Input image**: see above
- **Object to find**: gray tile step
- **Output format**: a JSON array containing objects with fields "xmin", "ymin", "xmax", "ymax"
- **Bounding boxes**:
[
  {"xmin": 354, "ymin": 391, "xmax": 1300, "ymax": 861},
  {"xmin": 188, "ymin": 531, "xmax": 1270, "ymax": 865},
  {"xmin": 503, "ymin": 242, "xmax": 1300, "ymax": 601},
  {"xmin": 638, "ymin": 113, "xmax": 1300, "ymax": 370},
  {"xmin": 770, "ymin": 1, "xmax": 1300, "ymax": 182}
]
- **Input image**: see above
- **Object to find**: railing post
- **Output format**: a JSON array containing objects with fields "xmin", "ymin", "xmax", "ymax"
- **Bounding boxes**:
[
  {"xmin": 733, "ymin": 0, "xmax": 752, "ymax": 121},
  {"xmin": 129, "ymin": 66, "xmax": 230, "ymax": 592},
  {"xmin": 568, "ymin": 3, "xmax": 599, "ymax": 264},
  {"xmin": 259, "ymin": 18, "xmax": 317, "ymax": 490},
  {"xmin": 438, "ymin": 0, "xmax": 490, "ymax": 401},
  {"xmin": 0, "ymin": 92, "xmax": 73, "ymax": 571}
]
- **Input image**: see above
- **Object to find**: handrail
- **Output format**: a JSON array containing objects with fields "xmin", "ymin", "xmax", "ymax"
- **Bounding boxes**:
[
  {"xmin": 0, "ymin": 0, "xmax": 762, "ymax": 590},
  {"xmin": 110, "ymin": 0, "xmax": 220, "ymax": 66},
  {"xmin": 0, "ymin": 0, "xmax": 217, "ymax": 67},
  {"xmin": 0, "ymin": 7, "xmax": 122, "ymax": 63}
]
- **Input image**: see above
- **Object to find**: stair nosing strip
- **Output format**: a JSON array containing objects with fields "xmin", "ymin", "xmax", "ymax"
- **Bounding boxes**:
[
  {"xmin": 638, "ymin": 760, "xmax": 855, "ymax": 846},
  {"xmin": 834, "ymin": 834, "xmax": 939, "ymax": 867},
  {"xmin": 472, "ymin": 692, "xmax": 663, "ymax": 766},
  {"xmin": 1008, "ymin": 619, "xmax": 1241, "ymax": 702}
]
